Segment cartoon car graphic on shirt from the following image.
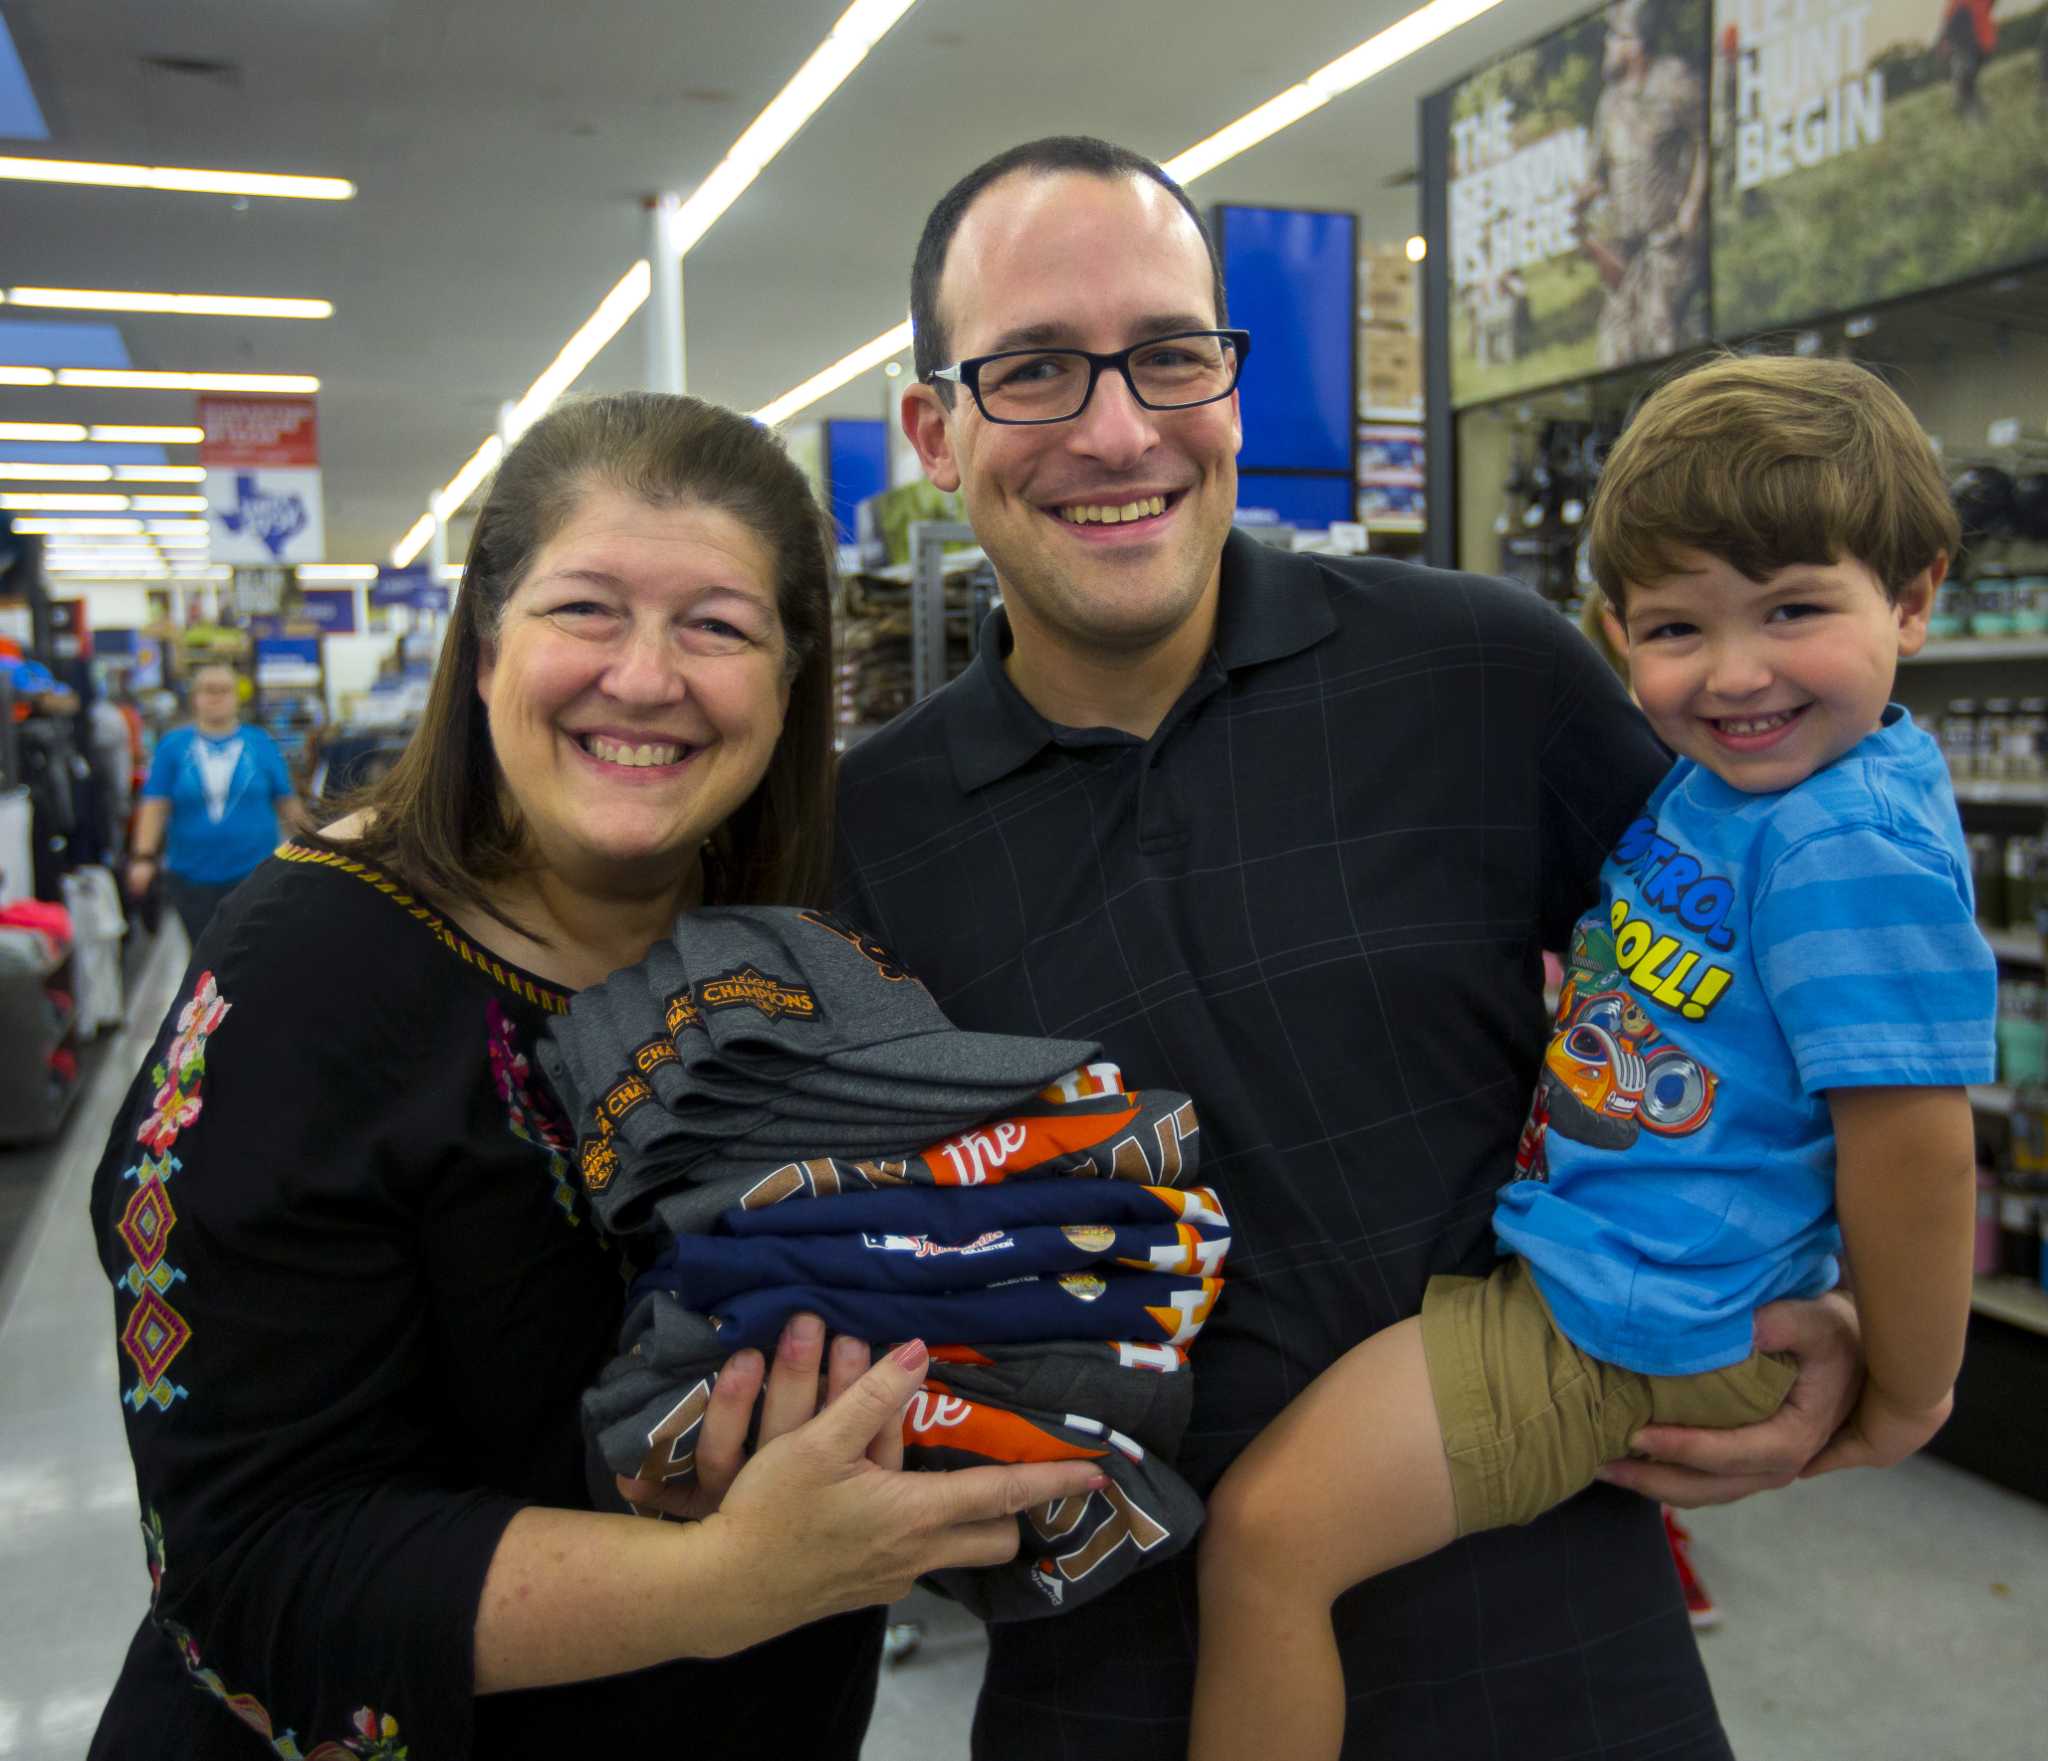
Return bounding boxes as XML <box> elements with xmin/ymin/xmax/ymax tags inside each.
<box><xmin>1513</xmin><ymin>921</ymin><xmax>1718</xmax><ymax>1181</ymax></box>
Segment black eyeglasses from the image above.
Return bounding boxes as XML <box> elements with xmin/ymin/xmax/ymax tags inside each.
<box><xmin>928</xmin><ymin>328</ymin><xmax>1251</xmax><ymax>425</ymax></box>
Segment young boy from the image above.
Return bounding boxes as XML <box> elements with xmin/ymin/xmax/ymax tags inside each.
<box><xmin>1188</xmin><ymin>354</ymin><xmax>1997</xmax><ymax>1760</ymax></box>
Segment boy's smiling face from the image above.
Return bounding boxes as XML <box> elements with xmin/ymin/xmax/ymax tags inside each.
<box><xmin>1621</xmin><ymin>549</ymin><xmax>1938</xmax><ymax>794</ymax></box>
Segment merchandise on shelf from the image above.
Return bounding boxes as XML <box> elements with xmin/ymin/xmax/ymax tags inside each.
<box><xmin>832</xmin><ymin>567</ymin><xmax>977</xmax><ymax>739</ymax></box>
<box><xmin>1356</xmin><ymin>422</ymin><xmax>1427</xmax><ymax>533</ymax></box>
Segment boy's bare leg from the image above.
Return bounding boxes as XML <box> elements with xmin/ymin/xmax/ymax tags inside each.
<box><xmin>1190</xmin><ymin>1317</ymin><xmax>1458</xmax><ymax>1761</ymax></box>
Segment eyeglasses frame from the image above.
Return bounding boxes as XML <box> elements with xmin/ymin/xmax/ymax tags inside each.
<box><xmin>926</xmin><ymin>328</ymin><xmax>1253</xmax><ymax>426</ymax></box>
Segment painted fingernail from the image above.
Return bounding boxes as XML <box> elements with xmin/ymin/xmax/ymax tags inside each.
<box><xmin>833</xmin><ymin>1335</ymin><xmax>866</xmax><ymax>1364</ymax></box>
<box><xmin>893</xmin><ymin>1338</ymin><xmax>927</xmax><ymax>1370</ymax></box>
<box><xmin>789</xmin><ymin>1313</ymin><xmax>823</xmax><ymax>1347</ymax></box>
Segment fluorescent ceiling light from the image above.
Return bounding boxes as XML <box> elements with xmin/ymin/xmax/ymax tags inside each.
<box><xmin>391</xmin><ymin>513</ymin><xmax>436</xmax><ymax>568</ymax></box>
<box><xmin>500</xmin><ymin>266</ymin><xmax>648</xmax><ymax>444</ymax></box>
<box><xmin>754</xmin><ymin>0</ymin><xmax>1503</xmax><ymax>428</ymax></box>
<box><xmin>430</xmin><ymin>436</ymin><xmax>504</xmax><ymax>522</ymax></box>
<box><xmin>1305</xmin><ymin>0</ymin><xmax>1504</xmax><ymax>95</ymax></box>
<box><xmin>146</xmin><ymin>519</ymin><xmax>212</xmax><ymax>536</ymax></box>
<box><xmin>172</xmin><ymin>566</ymin><xmax>231</xmax><ymax>581</ymax></box>
<box><xmin>0</xmin><ymin>462</ymin><xmax>113</xmax><ymax>481</ymax></box>
<box><xmin>1162</xmin><ymin>86</ymin><xmax>1329</xmax><ymax>184</ymax></box>
<box><xmin>93</xmin><ymin>424</ymin><xmax>204</xmax><ymax>443</ymax></box>
<box><xmin>46</xmin><ymin>557</ymin><xmax>169</xmax><ymax>573</ymax></box>
<box><xmin>0</xmin><ymin>155</ymin><xmax>353</xmax><ymax>200</ymax></box>
<box><xmin>43</xmin><ymin>368</ymin><xmax>319</xmax><ymax>393</ymax></box>
<box><xmin>7</xmin><ymin>517</ymin><xmax>146</xmax><ymax>534</ymax></box>
<box><xmin>0</xmin><ymin>366</ymin><xmax>53</xmax><ymax>385</ymax></box>
<box><xmin>1165</xmin><ymin>0</ymin><xmax>1505</xmax><ymax>179</ymax></box>
<box><xmin>2</xmin><ymin>288</ymin><xmax>333</xmax><ymax>319</ymax></box>
<box><xmin>0</xmin><ymin>421</ymin><xmax>86</xmax><ymax>440</ymax></box>
<box><xmin>130</xmin><ymin>494</ymin><xmax>207</xmax><ymax>512</ymax></box>
<box><xmin>664</xmin><ymin>0</ymin><xmax>919</xmax><ymax>259</ymax></box>
<box><xmin>397</xmin><ymin>0</ymin><xmax>921</xmax><ymax>555</ymax></box>
<box><xmin>297</xmin><ymin>564</ymin><xmax>376</xmax><ymax>581</ymax></box>
<box><xmin>114</xmin><ymin>464</ymin><xmax>207</xmax><ymax>482</ymax></box>
<box><xmin>753</xmin><ymin>322</ymin><xmax>913</xmax><ymax>427</ymax></box>
<box><xmin>2</xmin><ymin>491</ymin><xmax>129</xmax><ymax>510</ymax></box>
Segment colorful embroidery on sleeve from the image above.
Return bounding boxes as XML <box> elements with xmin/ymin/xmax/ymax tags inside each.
<box><xmin>142</xmin><ymin>1509</ymin><xmax>410</xmax><ymax>1759</ymax></box>
<box><xmin>115</xmin><ymin>970</ymin><xmax>231</xmax><ymax>1413</ymax></box>
<box><xmin>487</xmin><ymin>999</ymin><xmax>582</xmax><ymax>1227</ymax></box>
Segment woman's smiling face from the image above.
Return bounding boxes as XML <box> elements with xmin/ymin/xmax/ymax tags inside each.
<box><xmin>476</xmin><ymin>485</ymin><xmax>792</xmax><ymax>892</ymax></box>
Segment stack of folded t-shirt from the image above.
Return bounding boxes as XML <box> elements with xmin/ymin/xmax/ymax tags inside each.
<box><xmin>538</xmin><ymin>905</ymin><xmax>1229</xmax><ymax>1620</ymax></box>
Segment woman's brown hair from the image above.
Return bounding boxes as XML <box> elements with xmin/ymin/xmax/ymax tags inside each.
<box><xmin>308</xmin><ymin>392</ymin><xmax>836</xmax><ymax>922</ymax></box>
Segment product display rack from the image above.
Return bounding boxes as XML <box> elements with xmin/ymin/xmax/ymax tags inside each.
<box><xmin>832</xmin><ymin>522</ymin><xmax>992</xmax><ymax>750</ymax></box>
<box><xmin>258</xmin><ymin>685</ymin><xmax>326</xmax><ymax>769</ymax></box>
<box><xmin>0</xmin><ymin>930</ymin><xmax>80</xmax><ymax>1145</ymax></box>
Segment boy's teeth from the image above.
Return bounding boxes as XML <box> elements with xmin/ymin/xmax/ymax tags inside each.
<box><xmin>1058</xmin><ymin>494</ymin><xmax>1167</xmax><ymax>525</ymax></box>
<box><xmin>585</xmin><ymin>735</ymin><xmax>681</xmax><ymax>767</ymax></box>
<box><xmin>1720</xmin><ymin>712</ymin><xmax>1794</xmax><ymax>735</ymax></box>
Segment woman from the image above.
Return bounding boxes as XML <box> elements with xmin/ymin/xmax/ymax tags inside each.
<box><xmin>88</xmin><ymin>393</ymin><xmax>1103</xmax><ymax>1760</ymax></box>
<box><xmin>126</xmin><ymin>661</ymin><xmax>300</xmax><ymax>947</ymax></box>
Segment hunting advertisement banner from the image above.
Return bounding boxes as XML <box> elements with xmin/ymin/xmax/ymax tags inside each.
<box><xmin>1447</xmin><ymin>0</ymin><xmax>1713</xmax><ymax>408</ymax></box>
<box><xmin>1711</xmin><ymin>0</ymin><xmax>2048</xmax><ymax>335</ymax></box>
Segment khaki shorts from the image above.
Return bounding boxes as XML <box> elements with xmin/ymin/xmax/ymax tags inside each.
<box><xmin>1419</xmin><ymin>1259</ymin><xmax>1799</xmax><ymax>1536</ymax></box>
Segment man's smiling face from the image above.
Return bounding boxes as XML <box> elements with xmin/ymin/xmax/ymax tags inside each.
<box><xmin>905</xmin><ymin>169</ymin><xmax>1242</xmax><ymax>662</ymax></box>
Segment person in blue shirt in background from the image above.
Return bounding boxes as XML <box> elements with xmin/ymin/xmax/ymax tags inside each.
<box><xmin>1190</xmin><ymin>352</ymin><xmax>1999</xmax><ymax>1761</ymax></box>
<box><xmin>128</xmin><ymin>660</ymin><xmax>302</xmax><ymax>947</ymax></box>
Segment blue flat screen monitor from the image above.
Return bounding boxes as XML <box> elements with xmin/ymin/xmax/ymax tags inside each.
<box><xmin>825</xmin><ymin>419</ymin><xmax>888</xmax><ymax>545</ymax></box>
<box><xmin>1216</xmin><ymin>205</ymin><xmax>1355</xmax><ymax>477</ymax></box>
<box><xmin>1236</xmin><ymin>472</ymin><xmax>1355</xmax><ymax>530</ymax></box>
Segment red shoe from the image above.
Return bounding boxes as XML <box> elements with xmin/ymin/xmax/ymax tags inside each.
<box><xmin>1662</xmin><ymin>1506</ymin><xmax>1721</xmax><ymax>1630</ymax></box>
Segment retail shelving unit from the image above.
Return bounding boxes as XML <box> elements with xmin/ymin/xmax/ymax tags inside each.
<box><xmin>833</xmin><ymin>523</ymin><xmax>992</xmax><ymax>750</ymax></box>
<box><xmin>0</xmin><ymin>931</ymin><xmax>80</xmax><ymax>1145</ymax></box>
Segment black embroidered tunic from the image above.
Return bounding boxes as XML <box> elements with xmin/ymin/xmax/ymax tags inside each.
<box><xmin>89</xmin><ymin>846</ymin><xmax>880</xmax><ymax>1759</ymax></box>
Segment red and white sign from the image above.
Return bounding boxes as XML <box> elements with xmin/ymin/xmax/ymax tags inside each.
<box><xmin>198</xmin><ymin>396</ymin><xmax>319</xmax><ymax>467</ymax></box>
<box><xmin>199</xmin><ymin>396</ymin><xmax>325</xmax><ymax>564</ymax></box>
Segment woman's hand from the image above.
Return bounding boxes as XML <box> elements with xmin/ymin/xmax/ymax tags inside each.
<box><xmin>1596</xmin><ymin>1292</ymin><xmax>1864</xmax><ymax>1506</ymax></box>
<box><xmin>692</xmin><ymin>1338</ymin><xmax>1109</xmax><ymax>1651</ymax></box>
<box><xmin>617</xmin><ymin>1312</ymin><xmax>879</xmax><ymax>1520</ymax></box>
<box><xmin>480</xmin><ymin>1338</ymin><xmax>1106</xmax><ymax>1682</ymax></box>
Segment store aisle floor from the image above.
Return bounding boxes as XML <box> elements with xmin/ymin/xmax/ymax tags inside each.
<box><xmin>0</xmin><ymin>926</ymin><xmax>181</xmax><ymax>1761</ymax></box>
<box><xmin>863</xmin><ymin>1457</ymin><xmax>2048</xmax><ymax>1761</ymax></box>
<box><xmin>4</xmin><ymin>935</ymin><xmax>2042</xmax><ymax>1760</ymax></box>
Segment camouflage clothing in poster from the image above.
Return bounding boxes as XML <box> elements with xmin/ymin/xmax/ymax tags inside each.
<box><xmin>1588</xmin><ymin>52</ymin><xmax>1707</xmax><ymax>366</ymax></box>
<box><xmin>1599</xmin><ymin>231</ymin><xmax>1703</xmax><ymax>368</ymax></box>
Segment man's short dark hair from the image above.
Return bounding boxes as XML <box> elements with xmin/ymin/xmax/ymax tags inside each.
<box><xmin>910</xmin><ymin>136</ymin><xmax>1228</xmax><ymax>395</ymax></box>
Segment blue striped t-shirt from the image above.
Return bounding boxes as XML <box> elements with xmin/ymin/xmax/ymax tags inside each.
<box><xmin>1493</xmin><ymin>707</ymin><xmax>1997</xmax><ymax>1376</ymax></box>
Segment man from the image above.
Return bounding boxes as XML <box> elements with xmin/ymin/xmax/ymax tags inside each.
<box><xmin>835</xmin><ymin>137</ymin><xmax>1858</xmax><ymax>1759</ymax></box>
<box><xmin>1580</xmin><ymin>0</ymin><xmax>1708</xmax><ymax>368</ymax></box>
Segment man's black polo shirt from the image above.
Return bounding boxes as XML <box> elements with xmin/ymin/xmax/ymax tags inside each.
<box><xmin>835</xmin><ymin>530</ymin><xmax>1729</xmax><ymax>1761</ymax></box>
